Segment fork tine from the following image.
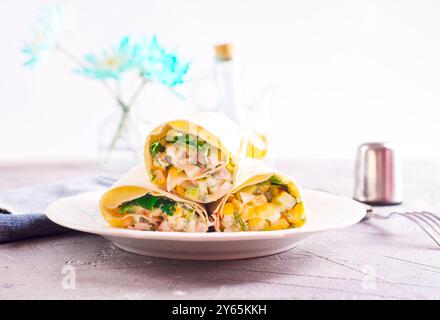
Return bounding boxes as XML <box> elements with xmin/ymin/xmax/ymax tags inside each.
<box><xmin>391</xmin><ymin>212</ymin><xmax>440</xmax><ymax>248</ymax></box>
<box><xmin>407</xmin><ymin>213</ymin><xmax>440</xmax><ymax>247</ymax></box>
<box><xmin>412</xmin><ymin>212</ymin><xmax>440</xmax><ymax>230</ymax></box>
<box><xmin>419</xmin><ymin>211</ymin><xmax>440</xmax><ymax>227</ymax></box>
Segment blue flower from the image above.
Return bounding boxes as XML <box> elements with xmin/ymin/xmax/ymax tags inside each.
<box><xmin>22</xmin><ymin>4</ymin><xmax>64</xmax><ymax>67</ymax></box>
<box><xmin>77</xmin><ymin>36</ymin><xmax>140</xmax><ymax>80</ymax></box>
<box><xmin>138</xmin><ymin>36</ymin><xmax>190</xmax><ymax>87</ymax></box>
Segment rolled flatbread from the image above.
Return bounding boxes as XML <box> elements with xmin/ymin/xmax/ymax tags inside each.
<box><xmin>144</xmin><ymin>111</ymin><xmax>246</xmax><ymax>203</ymax></box>
<box><xmin>210</xmin><ymin>158</ymin><xmax>306</xmax><ymax>232</ymax></box>
<box><xmin>100</xmin><ymin>165</ymin><xmax>210</xmax><ymax>232</ymax></box>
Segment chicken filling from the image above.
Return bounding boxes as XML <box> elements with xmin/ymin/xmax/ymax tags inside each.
<box><xmin>118</xmin><ymin>193</ymin><xmax>208</xmax><ymax>232</ymax></box>
<box><xmin>150</xmin><ymin>129</ymin><xmax>233</xmax><ymax>202</ymax></box>
<box><xmin>220</xmin><ymin>176</ymin><xmax>305</xmax><ymax>232</ymax></box>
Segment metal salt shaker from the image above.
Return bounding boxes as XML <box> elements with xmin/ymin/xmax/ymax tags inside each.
<box><xmin>353</xmin><ymin>142</ymin><xmax>402</xmax><ymax>205</ymax></box>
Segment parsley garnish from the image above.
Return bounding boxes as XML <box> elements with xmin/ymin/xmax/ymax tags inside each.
<box><xmin>119</xmin><ymin>194</ymin><xmax>176</xmax><ymax>216</ymax></box>
<box><xmin>269</xmin><ymin>176</ymin><xmax>284</xmax><ymax>186</ymax></box>
<box><xmin>172</xmin><ymin>133</ymin><xmax>208</xmax><ymax>152</ymax></box>
<box><xmin>150</xmin><ymin>141</ymin><xmax>165</xmax><ymax>157</ymax></box>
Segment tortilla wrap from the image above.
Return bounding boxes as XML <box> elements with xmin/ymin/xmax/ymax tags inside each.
<box><xmin>144</xmin><ymin>111</ymin><xmax>251</xmax><ymax>203</ymax></box>
<box><xmin>100</xmin><ymin>164</ymin><xmax>210</xmax><ymax>232</ymax></box>
<box><xmin>210</xmin><ymin>157</ymin><xmax>306</xmax><ymax>232</ymax></box>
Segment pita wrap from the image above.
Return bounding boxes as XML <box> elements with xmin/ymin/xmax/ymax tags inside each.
<box><xmin>144</xmin><ymin>111</ymin><xmax>256</xmax><ymax>203</ymax></box>
<box><xmin>100</xmin><ymin>164</ymin><xmax>210</xmax><ymax>232</ymax></box>
<box><xmin>210</xmin><ymin>158</ymin><xmax>306</xmax><ymax>232</ymax></box>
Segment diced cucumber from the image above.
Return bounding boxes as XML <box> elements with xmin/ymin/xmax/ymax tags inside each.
<box><xmin>185</xmin><ymin>208</ymin><xmax>195</xmax><ymax>221</ymax></box>
<box><xmin>237</xmin><ymin>192</ymin><xmax>255</xmax><ymax>204</ymax></box>
<box><xmin>185</xmin><ymin>186</ymin><xmax>200</xmax><ymax>199</ymax></box>
<box><xmin>273</xmin><ymin>191</ymin><xmax>296</xmax><ymax>212</ymax></box>
<box><xmin>119</xmin><ymin>203</ymin><xmax>135</xmax><ymax>214</ymax></box>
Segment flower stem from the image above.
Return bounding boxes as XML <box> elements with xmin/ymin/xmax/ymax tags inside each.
<box><xmin>103</xmin><ymin>80</ymin><xmax>127</xmax><ymax>111</ymax></box>
<box><xmin>57</xmin><ymin>45</ymin><xmax>86</xmax><ymax>68</ymax></box>
<box><xmin>57</xmin><ymin>45</ymin><xmax>123</xmax><ymax>104</ymax></box>
<box><xmin>104</xmin><ymin>108</ymin><xmax>130</xmax><ymax>162</ymax></box>
<box><xmin>129</xmin><ymin>77</ymin><xmax>148</xmax><ymax>106</ymax></box>
<box><xmin>104</xmin><ymin>78</ymin><xmax>149</xmax><ymax>161</ymax></box>
<box><xmin>56</xmin><ymin>46</ymin><xmax>149</xmax><ymax>163</ymax></box>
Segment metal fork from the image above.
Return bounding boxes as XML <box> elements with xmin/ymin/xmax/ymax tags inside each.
<box><xmin>366</xmin><ymin>209</ymin><xmax>440</xmax><ymax>248</ymax></box>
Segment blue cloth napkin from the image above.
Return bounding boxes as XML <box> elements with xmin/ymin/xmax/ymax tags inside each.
<box><xmin>0</xmin><ymin>176</ymin><xmax>113</xmax><ymax>244</ymax></box>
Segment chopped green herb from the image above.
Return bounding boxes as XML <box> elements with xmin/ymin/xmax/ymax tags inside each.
<box><xmin>119</xmin><ymin>194</ymin><xmax>176</xmax><ymax>216</ymax></box>
<box><xmin>176</xmin><ymin>134</ymin><xmax>196</xmax><ymax>147</ymax></box>
<box><xmin>197</xmin><ymin>141</ymin><xmax>209</xmax><ymax>155</ymax></box>
<box><xmin>150</xmin><ymin>141</ymin><xmax>165</xmax><ymax>157</ymax></box>
<box><xmin>234</xmin><ymin>210</ymin><xmax>248</xmax><ymax>231</ymax></box>
<box><xmin>269</xmin><ymin>176</ymin><xmax>284</xmax><ymax>186</ymax></box>
<box><xmin>165</xmin><ymin>129</ymin><xmax>184</xmax><ymax>143</ymax></box>
<box><xmin>155</xmin><ymin>198</ymin><xmax>176</xmax><ymax>216</ymax></box>
<box><xmin>172</xmin><ymin>133</ymin><xmax>209</xmax><ymax>152</ymax></box>
<box><xmin>140</xmin><ymin>196</ymin><xmax>160</xmax><ymax>210</ymax></box>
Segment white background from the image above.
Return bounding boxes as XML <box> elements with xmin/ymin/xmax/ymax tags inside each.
<box><xmin>1</xmin><ymin>0</ymin><xmax>440</xmax><ymax>162</ymax></box>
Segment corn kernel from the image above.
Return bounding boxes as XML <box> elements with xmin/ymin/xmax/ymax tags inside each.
<box><xmin>285</xmin><ymin>203</ymin><xmax>304</xmax><ymax>225</ymax></box>
<box><xmin>247</xmin><ymin>218</ymin><xmax>266</xmax><ymax>231</ymax></box>
<box><xmin>292</xmin><ymin>202</ymin><xmax>305</xmax><ymax>215</ymax></box>
<box><xmin>176</xmin><ymin>185</ymin><xmax>185</xmax><ymax>197</ymax></box>
<box><xmin>294</xmin><ymin>219</ymin><xmax>305</xmax><ymax>228</ymax></box>
<box><xmin>269</xmin><ymin>185</ymin><xmax>281</xmax><ymax>197</ymax></box>
<box><xmin>255</xmin><ymin>203</ymin><xmax>277</xmax><ymax>219</ymax></box>
<box><xmin>243</xmin><ymin>206</ymin><xmax>257</xmax><ymax>219</ymax></box>
<box><xmin>174</xmin><ymin>206</ymin><xmax>183</xmax><ymax>216</ymax></box>
<box><xmin>223</xmin><ymin>203</ymin><xmax>234</xmax><ymax>216</ymax></box>
<box><xmin>268</xmin><ymin>217</ymin><xmax>289</xmax><ymax>230</ymax></box>
<box><xmin>167</xmin><ymin>167</ymin><xmax>179</xmax><ymax>182</ymax></box>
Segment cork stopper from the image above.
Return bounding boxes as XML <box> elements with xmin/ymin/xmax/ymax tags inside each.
<box><xmin>214</xmin><ymin>43</ymin><xmax>234</xmax><ymax>61</ymax></box>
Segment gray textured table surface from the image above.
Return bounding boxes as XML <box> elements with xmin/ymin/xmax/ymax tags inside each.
<box><xmin>0</xmin><ymin>159</ymin><xmax>439</xmax><ymax>299</ymax></box>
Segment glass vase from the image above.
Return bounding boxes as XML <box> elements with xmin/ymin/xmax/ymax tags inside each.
<box><xmin>98</xmin><ymin>108</ymin><xmax>146</xmax><ymax>178</ymax></box>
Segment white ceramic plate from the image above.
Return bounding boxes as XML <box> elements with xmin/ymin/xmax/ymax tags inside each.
<box><xmin>46</xmin><ymin>189</ymin><xmax>368</xmax><ymax>260</ymax></box>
